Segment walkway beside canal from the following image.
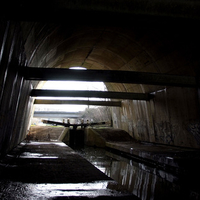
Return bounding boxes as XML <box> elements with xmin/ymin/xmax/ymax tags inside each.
<box><xmin>92</xmin><ymin>128</ymin><xmax>200</xmax><ymax>175</ymax></box>
<box><xmin>0</xmin><ymin>141</ymin><xmax>137</xmax><ymax>199</ymax></box>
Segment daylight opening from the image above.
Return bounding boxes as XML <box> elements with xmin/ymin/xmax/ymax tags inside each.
<box><xmin>32</xmin><ymin>67</ymin><xmax>109</xmax><ymax>125</ymax></box>
<box><xmin>69</xmin><ymin>66</ymin><xmax>87</xmax><ymax>70</ymax></box>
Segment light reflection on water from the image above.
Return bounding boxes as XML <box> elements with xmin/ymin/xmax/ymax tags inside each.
<box><xmin>19</xmin><ymin>152</ymin><xmax>59</xmax><ymax>159</ymax></box>
<box><xmin>74</xmin><ymin>146</ymin><xmax>200</xmax><ymax>200</ymax></box>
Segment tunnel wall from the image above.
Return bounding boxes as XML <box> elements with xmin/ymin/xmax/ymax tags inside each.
<box><xmin>0</xmin><ymin>20</ymin><xmax>33</xmax><ymax>156</ymax></box>
<box><xmin>112</xmin><ymin>87</ymin><xmax>200</xmax><ymax>148</ymax></box>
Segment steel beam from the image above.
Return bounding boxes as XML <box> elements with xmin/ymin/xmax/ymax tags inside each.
<box><xmin>41</xmin><ymin>119</ymin><xmax>106</xmax><ymax>128</ymax></box>
<box><xmin>34</xmin><ymin>99</ymin><xmax>122</xmax><ymax>107</ymax></box>
<box><xmin>34</xmin><ymin>111</ymin><xmax>81</xmax><ymax>118</ymax></box>
<box><xmin>30</xmin><ymin>89</ymin><xmax>153</xmax><ymax>100</ymax></box>
<box><xmin>22</xmin><ymin>67</ymin><xmax>197</xmax><ymax>87</ymax></box>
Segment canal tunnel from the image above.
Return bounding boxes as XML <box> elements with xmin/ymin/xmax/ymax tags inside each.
<box><xmin>1</xmin><ymin>0</ymin><xmax>200</xmax><ymax>155</ymax></box>
<box><xmin>1</xmin><ymin>1</ymin><xmax>200</xmax><ymax>199</ymax></box>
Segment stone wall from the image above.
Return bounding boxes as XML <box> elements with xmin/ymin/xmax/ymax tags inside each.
<box><xmin>112</xmin><ymin>87</ymin><xmax>200</xmax><ymax>148</ymax></box>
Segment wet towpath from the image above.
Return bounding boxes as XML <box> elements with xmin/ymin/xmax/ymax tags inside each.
<box><xmin>0</xmin><ymin>141</ymin><xmax>137</xmax><ymax>199</ymax></box>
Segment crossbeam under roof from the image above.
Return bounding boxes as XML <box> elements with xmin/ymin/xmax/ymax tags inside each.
<box><xmin>34</xmin><ymin>99</ymin><xmax>122</xmax><ymax>107</ymax></box>
<box><xmin>31</xmin><ymin>89</ymin><xmax>153</xmax><ymax>100</ymax></box>
<box><xmin>22</xmin><ymin>67</ymin><xmax>197</xmax><ymax>87</ymax></box>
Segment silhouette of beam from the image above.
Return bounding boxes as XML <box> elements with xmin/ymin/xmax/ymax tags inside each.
<box><xmin>30</xmin><ymin>90</ymin><xmax>153</xmax><ymax>100</ymax></box>
<box><xmin>22</xmin><ymin>67</ymin><xmax>197</xmax><ymax>87</ymax></box>
<box><xmin>34</xmin><ymin>99</ymin><xmax>122</xmax><ymax>107</ymax></box>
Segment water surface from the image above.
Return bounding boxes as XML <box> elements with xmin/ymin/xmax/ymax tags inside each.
<box><xmin>75</xmin><ymin>146</ymin><xmax>200</xmax><ymax>200</ymax></box>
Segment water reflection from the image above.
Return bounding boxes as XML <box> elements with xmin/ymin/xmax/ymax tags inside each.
<box><xmin>75</xmin><ymin>147</ymin><xmax>200</xmax><ymax>200</ymax></box>
<box><xmin>19</xmin><ymin>152</ymin><xmax>59</xmax><ymax>159</ymax></box>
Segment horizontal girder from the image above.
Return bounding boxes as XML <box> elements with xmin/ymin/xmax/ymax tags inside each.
<box><xmin>34</xmin><ymin>111</ymin><xmax>81</xmax><ymax>118</ymax></box>
<box><xmin>23</xmin><ymin>67</ymin><xmax>197</xmax><ymax>87</ymax></box>
<box><xmin>34</xmin><ymin>99</ymin><xmax>121</xmax><ymax>107</ymax></box>
<box><xmin>31</xmin><ymin>90</ymin><xmax>153</xmax><ymax>100</ymax></box>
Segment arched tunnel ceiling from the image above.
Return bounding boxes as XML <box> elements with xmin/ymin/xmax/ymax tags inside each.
<box><xmin>4</xmin><ymin>0</ymin><xmax>200</xmax><ymax>93</ymax></box>
<box><xmin>3</xmin><ymin>0</ymin><xmax>200</xmax><ymax>21</ymax></box>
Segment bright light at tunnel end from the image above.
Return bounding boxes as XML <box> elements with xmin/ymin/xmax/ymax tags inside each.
<box><xmin>69</xmin><ymin>66</ymin><xmax>87</xmax><ymax>70</ymax></box>
<box><xmin>34</xmin><ymin>66</ymin><xmax>107</xmax><ymax>112</ymax></box>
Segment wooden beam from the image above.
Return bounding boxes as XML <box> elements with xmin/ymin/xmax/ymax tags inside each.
<box><xmin>22</xmin><ymin>67</ymin><xmax>197</xmax><ymax>87</ymax></box>
<box><xmin>34</xmin><ymin>99</ymin><xmax>122</xmax><ymax>107</ymax></box>
<box><xmin>30</xmin><ymin>89</ymin><xmax>153</xmax><ymax>100</ymax></box>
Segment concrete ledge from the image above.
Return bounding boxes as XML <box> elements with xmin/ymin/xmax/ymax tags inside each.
<box><xmin>106</xmin><ymin>141</ymin><xmax>200</xmax><ymax>175</ymax></box>
<box><xmin>84</xmin><ymin>127</ymin><xmax>200</xmax><ymax>174</ymax></box>
<box><xmin>58</xmin><ymin>127</ymin><xmax>70</xmax><ymax>143</ymax></box>
<box><xmin>84</xmin><ymin>127</ymin><xmax>106</xmax><ymax>148</ymax></box>
<box><xmin>84</xmin><ymin>127</ymin><xmax>134</xmax><ymax>148</ymax></box>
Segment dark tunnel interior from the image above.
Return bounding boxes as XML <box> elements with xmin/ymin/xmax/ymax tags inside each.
<box><xmin>0</xmin><ymin>1</ymin><xmax>200</xmax><ymax>199</ymax></box>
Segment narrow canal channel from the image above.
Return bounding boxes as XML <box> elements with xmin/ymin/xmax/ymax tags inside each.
<box><xmin>73</xmin><ymin>146</ymin><xmax>200</xmax><ymax>200</ymax></box>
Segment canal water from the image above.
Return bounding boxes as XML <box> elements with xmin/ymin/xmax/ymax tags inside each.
<box><xmin>73</xmin><ymin>146</ymin><xmax>200</xmax><ymax>200</ymax></box>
